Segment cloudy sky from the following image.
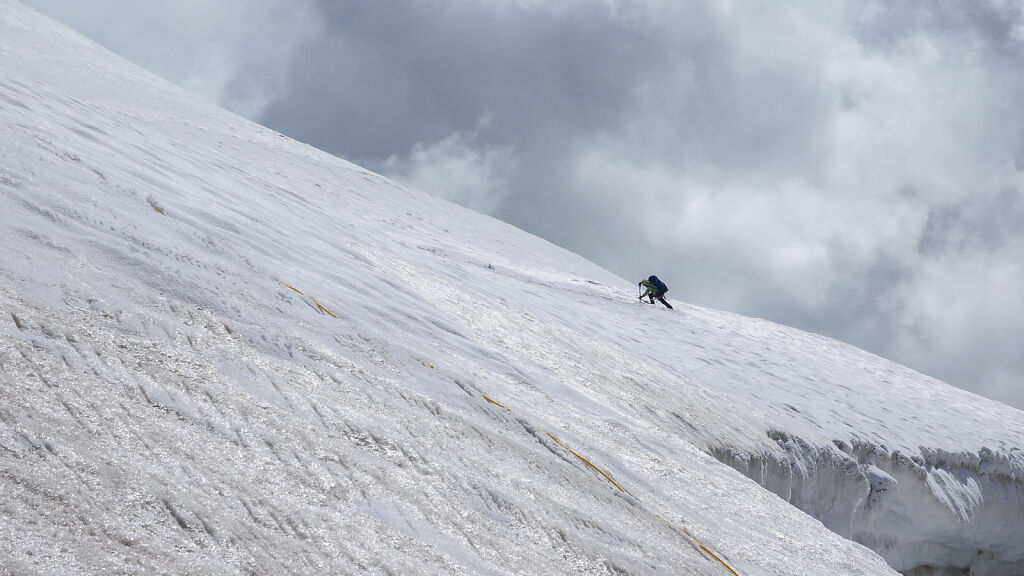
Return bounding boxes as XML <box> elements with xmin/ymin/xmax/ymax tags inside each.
<box><xmin>23</xmin><ymin>0</ymin><xmax>1024</xmax><ymax>410</ymax></box>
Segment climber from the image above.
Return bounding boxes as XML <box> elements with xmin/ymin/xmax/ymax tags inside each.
<box><xmin>639</xmin><ymin>275</ymin><xmax>673</xmax><ymax>309</ymax></box>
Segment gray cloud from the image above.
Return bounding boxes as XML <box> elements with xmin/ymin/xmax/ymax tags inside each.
<box><xmin>260</xmin><ymin>1</ymin><xmax>667</xmax><ymax>160</ymax></box>
<box><xmin>22</xmin><ymin>0</ymin><xmax>1024</xmax><ymax>409</ymax></box>
<box><xmin>23</xmin><ymin>0</ymin><xmax>320</xmax><ymax>117</ymax></box>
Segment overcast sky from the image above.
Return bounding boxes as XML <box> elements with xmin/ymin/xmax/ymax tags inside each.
<box><xmin>23</xmin><ymin>0</ymin><xmax>1024</xmax><ymax>410</ymax></box>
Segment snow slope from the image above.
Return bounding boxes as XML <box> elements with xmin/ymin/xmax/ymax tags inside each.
<box><xmin>0</xmin><ymin>2</ymin><xmax>1021</xmax><ymax>574</ymax></box>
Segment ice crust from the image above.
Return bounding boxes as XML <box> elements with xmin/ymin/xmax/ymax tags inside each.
<box><xmin>1</xmin><ymin>1</ymin><xmax>1021</xmax><ymax>574</ymax></box>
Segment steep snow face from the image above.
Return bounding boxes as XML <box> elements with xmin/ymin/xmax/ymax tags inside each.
<box><xmin>0</xmin><ymin>2</ymin><xmax>1019</xmax><ymax>575</ymax></box>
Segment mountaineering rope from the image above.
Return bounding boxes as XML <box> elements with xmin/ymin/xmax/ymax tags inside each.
<box><xmin>280</xmin><ymin>281</ymin><xmax>338</xmax><ymax>318</ymax></box>
<box><xmin>315</xmin><ymin>301</ymin><xmax>338</xmax><ymax>318</ymax></box>
<box><xmin>657</xmin><ymin>514</ymin><xmax>741</xmax><ymax>576</ymax></box>
<box><xmin>477</xmin><ymin>390</ymin><xmax>742</xmax><ymax>575</ymax></box>
<box><xmin>271</xmin><ymin>273</ymin><xmax>737</xmax><ymax>573</ymax></box>
<box><xmin>482</xmin><ymin>394</ymin><xmax>511</xmax><ymax>410</ymax></box>
<box><xmin>544</xmin><ymin>432</ymin><xmax>627</xmax><ymax>493</ymax></box>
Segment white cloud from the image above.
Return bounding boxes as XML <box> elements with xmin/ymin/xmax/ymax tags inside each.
<box><xmin>382</xmin><ymin>117</ymin><xmax>518</xmax><ymax>214</ymax></box>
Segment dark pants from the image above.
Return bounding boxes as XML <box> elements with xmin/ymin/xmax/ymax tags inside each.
<box><xmin>650</xmin><ymin>294</ymin><xmax>673</xmax><ymax>309</ymax></box>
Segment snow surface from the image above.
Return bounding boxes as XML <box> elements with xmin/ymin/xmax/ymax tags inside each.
<box><xmin>1</xmin><ymin>1</ymin><xmax>1022</xmax><ymax>574</ymax></box>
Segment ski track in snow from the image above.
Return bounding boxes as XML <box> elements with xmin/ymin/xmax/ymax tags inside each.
<box><xmin>1</xmin><ymin>1</ymin><xmax>1022</xmax><ymax>574</ymax></box>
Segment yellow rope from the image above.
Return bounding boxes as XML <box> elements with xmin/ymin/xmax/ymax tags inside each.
<box><xmin>479</xmin><ymin>390</ymin><xmax>741</xmax><ymax>576</ymax></box>
<box><xmin>272</xmin><ymin>277</ymin><xmax>742</xmax><ymax>574</ymax></box>
<box><xmin>274</xmin><ymin>278</ymin><xmax>742</xmax><ymax>574</ymax></box>
<box><xmin>281</xmin><ymin>281</ymin><xmax>338</xmax><ymax>318</ymax></box>
<box><xmin>482</xmin><ymin>394</ymin><xmax>510</xmax><ymax>410</ymax></box>
<box><xmin>315</xmin><ymin>300</ymin><xmax>338</xmax><ymax>318</ymax></box>
<box><xmin>544</xmin><ymin>432</ymin><xmax>627</xmax><ymax>493</ymax></box>
<box><xmin>657</xmin><ymin>514</ymin><xmax>741</xmax><ymax>576</ymax></box>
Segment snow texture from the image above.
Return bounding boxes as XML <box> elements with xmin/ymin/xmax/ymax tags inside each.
<box><xmin>0</xmin><ymin>1</ymin><xmax>1021</xmax><ymax>574</ymax></box>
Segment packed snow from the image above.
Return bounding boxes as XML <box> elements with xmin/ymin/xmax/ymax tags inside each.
<box><xmin>1</xmin><ymin>1</ymin><xmax>1022</xmax><ymax>574</ymax></box>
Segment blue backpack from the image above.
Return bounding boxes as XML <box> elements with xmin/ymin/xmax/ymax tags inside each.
<box><xmin>649</xmin><ymin>275</ymin><xmax>668</xmax><ymax>295</ymax></box>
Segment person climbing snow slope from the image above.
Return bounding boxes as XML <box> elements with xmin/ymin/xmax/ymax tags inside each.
<box><xmin>639</xmin><ymin>275</ymin><xmax>673</xmax><ymax>309</ymax></box>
